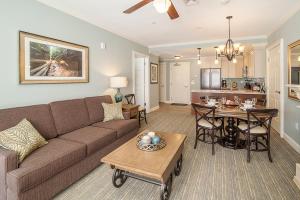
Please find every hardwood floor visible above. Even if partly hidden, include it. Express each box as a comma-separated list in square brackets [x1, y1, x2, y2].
[54, 103, 300, 200]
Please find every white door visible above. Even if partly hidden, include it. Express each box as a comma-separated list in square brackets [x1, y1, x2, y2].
[170, 62, 190, 104]
[135, 58, 145, 107]
[159, 62, 167, 102]
[268, 45, 281, 133]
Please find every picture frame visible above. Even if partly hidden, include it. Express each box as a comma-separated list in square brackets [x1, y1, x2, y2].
[150, 63, 158, 84]
[19, 31, 89, 84]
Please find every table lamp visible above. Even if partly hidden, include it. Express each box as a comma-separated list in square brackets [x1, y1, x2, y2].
[110, 76, 128, 103]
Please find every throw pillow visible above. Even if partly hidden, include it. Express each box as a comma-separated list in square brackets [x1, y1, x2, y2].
[102, 102, 124, 122]
[0, 119, 48, 163]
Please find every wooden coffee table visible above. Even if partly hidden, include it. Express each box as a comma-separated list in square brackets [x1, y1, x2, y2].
[101, 131, 186, 200]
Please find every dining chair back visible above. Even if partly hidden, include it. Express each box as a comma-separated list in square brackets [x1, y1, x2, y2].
[237, 108, 278, 162]
[125, 94, 135, 105]
[124, 94, 147, 126]
[192, 103, 223, 155]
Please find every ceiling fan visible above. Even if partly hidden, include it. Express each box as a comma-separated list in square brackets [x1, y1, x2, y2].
[123, 0, 179, 20]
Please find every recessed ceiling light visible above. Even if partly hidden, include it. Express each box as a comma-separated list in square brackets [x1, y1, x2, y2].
[152, 21, 157, 25]
[174, 55, 182, 60]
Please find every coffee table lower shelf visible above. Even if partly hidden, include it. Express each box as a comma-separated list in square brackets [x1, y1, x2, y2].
[111, 154, 183, 200]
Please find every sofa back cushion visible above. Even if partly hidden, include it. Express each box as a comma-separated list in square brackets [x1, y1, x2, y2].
[0, 104, 57, 140]
[84, 95, 113, 124]
[50, 99, 90, 135]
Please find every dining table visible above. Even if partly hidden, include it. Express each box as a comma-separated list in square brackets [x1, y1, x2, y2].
[213, 104, 267, 149]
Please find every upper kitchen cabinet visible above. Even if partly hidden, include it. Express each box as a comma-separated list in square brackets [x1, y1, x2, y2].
[199, 56, 221, 68]
[221, 56, 243, 78]
[244, 46, 266, 78]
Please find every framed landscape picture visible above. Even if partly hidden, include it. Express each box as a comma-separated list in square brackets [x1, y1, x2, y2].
[19, 31, 89, 84]
[150, 63, 158, 84]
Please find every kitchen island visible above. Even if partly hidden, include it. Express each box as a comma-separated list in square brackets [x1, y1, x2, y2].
[191, 89, 266, 104]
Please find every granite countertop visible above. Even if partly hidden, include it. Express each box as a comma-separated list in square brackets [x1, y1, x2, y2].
[191, 89, 266, 95]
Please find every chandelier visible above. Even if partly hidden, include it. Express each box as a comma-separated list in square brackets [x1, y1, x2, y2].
[218, 16, 244, 61]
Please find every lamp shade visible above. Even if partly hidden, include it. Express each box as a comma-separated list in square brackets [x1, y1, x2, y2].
[110, 76, 128, 88]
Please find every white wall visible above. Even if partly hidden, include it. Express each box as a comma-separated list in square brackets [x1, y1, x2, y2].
[0, 0, 148, 109]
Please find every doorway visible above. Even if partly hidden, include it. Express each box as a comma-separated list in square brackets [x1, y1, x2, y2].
[266, 39, 284, 137]
[132, 51, 150, 112]
[159, 62, 167, 102]
[170, 62, 191, 104]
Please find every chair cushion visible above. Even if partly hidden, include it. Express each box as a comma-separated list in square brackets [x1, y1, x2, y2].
[7, 138, 86, 193]
[50, 99, 90, 135]
[92, 119, 139, 138]
[0, 104, 57, 140]
[59, 126, 117, 155]
[238, 124, 267, 134]
[198, 119, 222, 129]
[0, 119, 48, 163]
[84, 96, 113, 124]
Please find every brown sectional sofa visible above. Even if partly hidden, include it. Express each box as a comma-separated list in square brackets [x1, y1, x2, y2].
[0, 95, 139, 200]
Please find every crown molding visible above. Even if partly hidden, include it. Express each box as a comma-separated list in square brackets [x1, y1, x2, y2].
[148, 35, 268, 49]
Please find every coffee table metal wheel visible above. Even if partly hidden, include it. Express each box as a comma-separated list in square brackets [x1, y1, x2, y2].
[174, 154, 183, 176]
[160, 174, 173, 200]
[112, 169, 127, 188]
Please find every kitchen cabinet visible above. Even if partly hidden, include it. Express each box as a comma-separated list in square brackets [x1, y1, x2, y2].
[199, 56, 221, 69]
[244, 47, 266, 78]
[221, 56, 243, 78]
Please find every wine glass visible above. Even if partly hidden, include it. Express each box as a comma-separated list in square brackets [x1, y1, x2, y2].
[252, 98, 257, 106]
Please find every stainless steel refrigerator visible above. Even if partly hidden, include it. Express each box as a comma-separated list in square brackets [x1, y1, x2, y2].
[201, 68, 221, 89]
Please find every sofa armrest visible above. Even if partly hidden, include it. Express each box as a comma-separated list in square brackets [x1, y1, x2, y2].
[0, 147, 18, 200]
[122, 111, 131, 120]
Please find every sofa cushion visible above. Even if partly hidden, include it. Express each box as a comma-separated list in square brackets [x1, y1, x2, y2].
[59, 126, 117, 155]
[0, 104, 57, 140]
[0, 119, 48, 163]
[102, 102, 124, 122]
[84, 96, 112, 124]
[92, 119, 139, 138]
[7, 138, 86, 193]
[50, 99, 90, 135]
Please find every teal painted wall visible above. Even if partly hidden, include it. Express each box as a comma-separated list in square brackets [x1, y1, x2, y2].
[268, 10, 300, 144]
[0, 0, 148, 109]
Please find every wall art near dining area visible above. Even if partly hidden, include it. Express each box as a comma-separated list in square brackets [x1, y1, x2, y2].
[150, 63, 158, 84]
[19, 31, 89, 84]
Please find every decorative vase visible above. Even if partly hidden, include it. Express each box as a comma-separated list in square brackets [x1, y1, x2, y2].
[115, 88, 123, 103]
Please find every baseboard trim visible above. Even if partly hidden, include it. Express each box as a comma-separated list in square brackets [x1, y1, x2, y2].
[283, 133, 300, 154]
[160, 101, 171, 104]
[294, 163, 300, 190]
[149, 106, 160, 113]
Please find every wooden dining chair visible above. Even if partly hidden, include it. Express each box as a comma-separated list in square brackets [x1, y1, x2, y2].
[235, 108, 278, 163]
[199, 96, 225, 133]
[192, 103, 224, 155]
[124, 94, 147, 126]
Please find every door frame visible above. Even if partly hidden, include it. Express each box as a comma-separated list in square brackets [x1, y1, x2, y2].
[266, 39, 285, 138]
[169, 62, 191, 104]
[132, 51, 150, 112]
[159, 62, 167, 102]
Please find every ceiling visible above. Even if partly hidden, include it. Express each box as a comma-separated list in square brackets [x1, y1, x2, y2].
[37, 0, 300, 48]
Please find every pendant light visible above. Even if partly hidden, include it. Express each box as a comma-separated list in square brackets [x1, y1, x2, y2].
[197, 48, 202, 65]
[218, 16, 244, 61]
[214, 47, 219, 65]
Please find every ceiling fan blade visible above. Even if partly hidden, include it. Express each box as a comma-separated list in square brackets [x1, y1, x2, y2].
[167, 1, 179, 20]
[123, 0, 153, 14]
